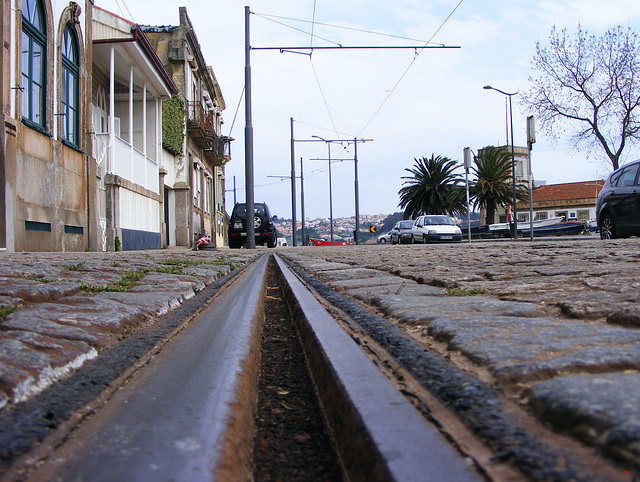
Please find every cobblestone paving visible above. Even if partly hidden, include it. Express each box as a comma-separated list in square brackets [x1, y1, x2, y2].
[0, 248, 259, 409]
[280, 238, 640, 469]
[1, 239, 639, 473]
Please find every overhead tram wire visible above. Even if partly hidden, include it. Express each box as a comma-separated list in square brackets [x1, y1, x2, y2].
[250, 5, 463, 141]
[253, 12, 441, 46]
[355, 0, 465, 138]
[310, 0, 318, 50]
[245, 7, 463, 242]
[309, 59, 340, 138]
[252, 12, 342, 49]
[227, 86, 245, 139]
[292, 119, 354, 139]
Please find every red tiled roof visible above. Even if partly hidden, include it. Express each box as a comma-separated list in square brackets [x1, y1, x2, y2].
[532, 180, 605, 202]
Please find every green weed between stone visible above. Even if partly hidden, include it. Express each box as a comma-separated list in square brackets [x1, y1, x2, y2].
[154, 265, 184, 275]
[66, 262, 85, 271]
[81, 269, 148, 293]
[0, 306, 22, 320]
[154, 256, 245, 274]
[445, 287, 489, 296]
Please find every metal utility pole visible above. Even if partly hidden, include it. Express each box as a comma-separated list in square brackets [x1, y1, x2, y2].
[243, 6, 459, 248]
[463, 147, 473, 242]
[484, 85, 518, 240]
[244, 6, 255, 248]
[353, 139, 360, 245]
[527, 116, 536, 242]
[310, 136, 371, 245]
[328, 145, 334, 245]
[300, 157, 305, 246]
[290, 118, 297, 246]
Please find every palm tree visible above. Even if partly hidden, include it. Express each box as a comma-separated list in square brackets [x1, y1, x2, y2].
[398, 155, 465, 219]
[470, 146, 528, 224]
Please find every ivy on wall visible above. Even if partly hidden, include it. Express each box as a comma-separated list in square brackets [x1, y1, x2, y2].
[162, 95, 186, 156]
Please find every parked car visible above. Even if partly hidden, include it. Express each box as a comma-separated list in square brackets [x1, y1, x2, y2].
[391, 220, 415, 244]
[597, 160, 640, 239]
[411, 215, 463, 243]
[228, 202, 278, 248]
[377, 231, 392, 243]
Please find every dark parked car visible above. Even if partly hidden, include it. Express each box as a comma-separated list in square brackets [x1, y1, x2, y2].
[597, 160, 640, 239]
[391, 220, 414, 244]
[228, 202, 278, 248]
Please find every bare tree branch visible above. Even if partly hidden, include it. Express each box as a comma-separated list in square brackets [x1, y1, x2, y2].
[521, 24, 640, 170]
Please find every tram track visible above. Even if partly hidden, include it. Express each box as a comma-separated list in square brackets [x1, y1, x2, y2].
[2, 251, 618, 481]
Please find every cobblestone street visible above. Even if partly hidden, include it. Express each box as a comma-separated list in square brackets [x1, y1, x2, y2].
[0, 238, 639, 477]
[279, 237, 640, 474]
[0, 248, 260, 409]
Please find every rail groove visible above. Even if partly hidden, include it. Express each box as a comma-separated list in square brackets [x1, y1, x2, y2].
[4, 253, 479, 481]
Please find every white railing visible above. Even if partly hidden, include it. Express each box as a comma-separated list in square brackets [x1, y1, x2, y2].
[110, 136, 159, 194]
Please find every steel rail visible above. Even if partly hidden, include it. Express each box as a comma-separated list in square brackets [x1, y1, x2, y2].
[20, 253, 478, 481]
[273, 255, 478, 481]
[26, 255, 269, 482]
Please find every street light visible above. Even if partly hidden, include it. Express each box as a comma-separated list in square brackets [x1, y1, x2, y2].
[484, 85, 518, 240]
[312, 135, 335, 245]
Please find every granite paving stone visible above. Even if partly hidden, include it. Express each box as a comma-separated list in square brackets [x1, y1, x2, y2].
[0, 331, 97, 405]
[327, 275, 406, 291]
[0, 279, 82, 302]
[183, 265, 231, 284]
[280, 240, 640, 468]
[527, 373, 640, 461]
[136, 272, 206, 292]
[2, 298, 146, 347]
[93, 288, 190, 318]
[0, 249, 260, 411]
[341, 283, 448, 303]
[0, 296, 23, 308]
[608, 306, 640, 328]
[425, 316, 640, 381]
[313, 267, 384, 282]
[372, 294, 547, 325]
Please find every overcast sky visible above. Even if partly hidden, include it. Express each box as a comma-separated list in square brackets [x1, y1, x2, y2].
[96, 0, 640, 220]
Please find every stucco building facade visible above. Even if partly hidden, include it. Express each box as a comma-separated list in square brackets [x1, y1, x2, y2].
[142, 8, 231, 249]
[1, 0, 93, 252]
[0, 1, 231, 252]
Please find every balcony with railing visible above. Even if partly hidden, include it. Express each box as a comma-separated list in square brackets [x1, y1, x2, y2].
[203, 136, 233, 166]
[187, 101, 232, 166]
[187, 101, 216, 149]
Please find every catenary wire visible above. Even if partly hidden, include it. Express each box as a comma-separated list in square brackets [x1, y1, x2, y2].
[257, 1, 464, 195]
[355, 0, 464, 137]
[254, 11, 435, 46]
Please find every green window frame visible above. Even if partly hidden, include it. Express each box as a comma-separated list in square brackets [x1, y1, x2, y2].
[21, 0, 46, 129]
[61, 24, 79, 146]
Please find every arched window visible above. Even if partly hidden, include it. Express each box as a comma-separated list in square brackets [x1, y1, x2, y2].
[61, 24, 79, 146]
[21, 0, 46, 128]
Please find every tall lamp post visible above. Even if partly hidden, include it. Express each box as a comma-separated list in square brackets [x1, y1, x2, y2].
[484, 85, 518, 240]
[312, 135, 335, 245]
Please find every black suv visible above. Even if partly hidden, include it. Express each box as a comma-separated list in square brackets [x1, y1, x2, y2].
[597, 160, 640, 239]
[228, 202, 278, 248]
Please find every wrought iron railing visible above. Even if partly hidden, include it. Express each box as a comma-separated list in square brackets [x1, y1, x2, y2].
[186, 101, 216, 137]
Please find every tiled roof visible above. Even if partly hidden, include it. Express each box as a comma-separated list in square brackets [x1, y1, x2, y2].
[532, 180, 605, 202]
